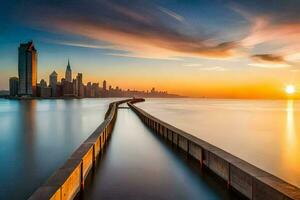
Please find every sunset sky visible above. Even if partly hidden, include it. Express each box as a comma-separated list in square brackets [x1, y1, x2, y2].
[1, 0, 300, 98]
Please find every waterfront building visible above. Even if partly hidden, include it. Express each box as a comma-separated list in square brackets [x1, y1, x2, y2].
[56, 83, 63, 97]
[9, 77, 19, 96]
[102, 80, 107, 97]
[65, 59, 72, 82]
[103, 80, 107, 91]
[86, 82, 92, 97]
[18, 41, 37, 96]
[79, 85, 84, 98]
[76, 73, 84, 97]
[39, 79, 47, 87]
[49, 71, 58, 97]
[72, 78, 78, 96]
[92, 83, 100, 97]
[62, 79, 74, 97]
[37, 85, 51, 98]
[151, 87, 155, 93]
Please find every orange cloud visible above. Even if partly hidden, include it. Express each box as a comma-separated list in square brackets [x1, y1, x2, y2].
[20, 1, 242, 60]
[251, 54, 285, 63]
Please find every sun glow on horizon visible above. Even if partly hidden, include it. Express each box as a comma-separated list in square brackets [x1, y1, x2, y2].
[285, 85, 296, 95]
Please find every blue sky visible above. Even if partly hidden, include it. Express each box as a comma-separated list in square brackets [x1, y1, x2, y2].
[1, 0, 300, 98]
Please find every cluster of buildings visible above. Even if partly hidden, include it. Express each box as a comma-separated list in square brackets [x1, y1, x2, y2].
[9, 41, 180, 99]
[34, 60, 101, 98]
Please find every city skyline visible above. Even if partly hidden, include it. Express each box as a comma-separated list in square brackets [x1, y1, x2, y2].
[1, 0, 300, 98]
[8, 40, 178, 98]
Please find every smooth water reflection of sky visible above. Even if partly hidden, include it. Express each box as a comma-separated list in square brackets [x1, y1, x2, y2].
[0, 98, 117, 199]
[79, 109, 241, 200]
[138, 98, 300, 187]
[0, 98, 299, 199]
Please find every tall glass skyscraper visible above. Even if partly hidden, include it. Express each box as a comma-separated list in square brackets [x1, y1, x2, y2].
[18, 41, 37, 96]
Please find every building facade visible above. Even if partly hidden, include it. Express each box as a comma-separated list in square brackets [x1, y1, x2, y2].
[76, 73, 84, 97]
[18, 41, 37, 96]
[9, 77, 19, 96]
[62, 79, 74, 96]
[49, 71, 58, 97]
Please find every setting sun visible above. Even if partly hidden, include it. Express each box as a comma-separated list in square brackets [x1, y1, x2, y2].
[285, 85, 296, 95]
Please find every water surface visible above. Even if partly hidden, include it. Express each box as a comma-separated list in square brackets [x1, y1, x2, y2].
[0, 98, 116, 199]
[79, 109, 241, 200]
[138, 98, 300, 187]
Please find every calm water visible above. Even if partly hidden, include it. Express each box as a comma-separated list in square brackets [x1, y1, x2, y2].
[0, 98, 118, 200]
[78, 109, 241, 200]
[1, 98, 299, 199]
[138, 98, 300, 188]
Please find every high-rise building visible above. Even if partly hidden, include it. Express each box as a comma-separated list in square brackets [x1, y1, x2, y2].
[18, 41, 37, 96]
[40, 79, 47, 87]
[102, 80, 107, 97]
[37, 79, 51, 98]
[49, 71, 58, 97]
[76, 73, 84, 97]
[65, 59, 72, 82]
[103, 80, 107, 91]
[92, 83, 100, 97]
[37, 85, 51, 98]
[62, 79, 73, 96]
[9, 77, 19, 96]
[72, 78, 78, 96]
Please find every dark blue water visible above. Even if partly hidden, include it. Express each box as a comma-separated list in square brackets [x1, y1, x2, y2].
[0, 99, 117, 200]
[78, 109, 241, 199]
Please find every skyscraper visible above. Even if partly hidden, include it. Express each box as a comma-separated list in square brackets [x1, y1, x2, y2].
[65, 59, 72, 82]
[76, 73, 84, 97]
[9, 77, 19, 96]
[18, 41, 37, 96]
[39, 79, 47, 87]
[102, 80, 107, 97]
[103, 80, 107, 91]
[49, 71, 57, 97]
[72, 78, 78, 96]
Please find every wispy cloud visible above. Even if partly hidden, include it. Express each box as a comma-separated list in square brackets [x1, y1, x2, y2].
[248, 63, 290, 68]
[183, 63, 202, 67]
[198, 66, 226, 71]
[52, 40, 119, 50]
[106, 52, 182, 61]
[231, 3, 300, 65]
[16, 0, 241, 60]
[249, 53, 291, 68]
[251, 54, 285, 63]
[158, 6, 184, 22]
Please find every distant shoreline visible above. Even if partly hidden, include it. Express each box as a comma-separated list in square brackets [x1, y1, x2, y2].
[1, 96, 298, 100]
[1, 96, 186, 100]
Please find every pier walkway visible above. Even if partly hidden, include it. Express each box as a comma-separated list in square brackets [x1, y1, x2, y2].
[76, 107, 238, 199]
[29, 99, 300, 200]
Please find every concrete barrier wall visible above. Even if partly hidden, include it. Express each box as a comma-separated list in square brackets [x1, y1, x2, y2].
[29, 98, 144, 200]
[128, 102, 300, 200]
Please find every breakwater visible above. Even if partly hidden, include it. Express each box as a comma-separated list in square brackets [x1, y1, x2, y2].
[29, 98, 143, 200]
[128, 101, 300, 200]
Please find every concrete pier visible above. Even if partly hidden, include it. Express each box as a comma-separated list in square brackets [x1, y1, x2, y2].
[128, 101, 300, 200]
[28, 98, 300, 200]
[78, 105, 240, 199]
[28, 99, 143, 200]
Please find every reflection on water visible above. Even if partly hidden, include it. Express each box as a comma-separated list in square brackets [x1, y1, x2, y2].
[138, 98, 300, 187]
[286, 100, 295, 147]
[0, 99, 115, 200]
[1, 98, 299, 199]
[79, 110, 241, 200]
[282, 100, 300, 185]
